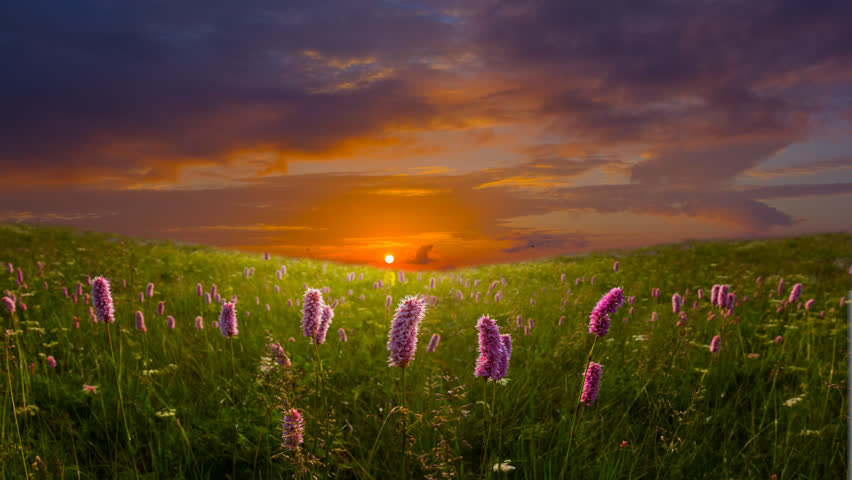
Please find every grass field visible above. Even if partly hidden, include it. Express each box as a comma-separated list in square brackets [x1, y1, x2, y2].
[0, 224, 849, 479]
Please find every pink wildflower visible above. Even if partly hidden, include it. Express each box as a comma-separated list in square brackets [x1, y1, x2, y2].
[672, 293, 682, 313]
[338, 328, 348, 343]
[83, 384, 98, 394]
[219, 302, 238, 338]
[580, 362, 602, 406]
[387, 295, 427, 368]
[46, 356, 57, 368]
[474, 315, 507, 380]
[301, 288, 324, 338]
[167, 315, 176, 329]
[282, 409, 305, 450]
[195, 316, 204, 330]
[710, 335, 721, 354]
[315, 305, 334, 344]
[1, 296, 14, 314]
[146, 283, 154, 298]
[589, 287, 624, 337]
[788, 284, 802, 304]
[427, 333, 440, 352]
[92, 276, 115, 324]
[135, 311, 147, 332]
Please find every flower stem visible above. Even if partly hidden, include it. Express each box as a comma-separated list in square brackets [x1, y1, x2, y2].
[401, 366, 407, 479]
[560, 335, 597, 479]
[313, 341, 330, 477]
[230, 337, 237, 480]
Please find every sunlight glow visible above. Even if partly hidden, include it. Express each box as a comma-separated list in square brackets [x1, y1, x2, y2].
[385, 254, 394, 264]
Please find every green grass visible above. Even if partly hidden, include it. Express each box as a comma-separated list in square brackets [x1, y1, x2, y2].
[0, 223, 849, 479]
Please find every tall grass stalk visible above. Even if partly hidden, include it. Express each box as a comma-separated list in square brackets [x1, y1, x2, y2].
[4, 333, 28, 478]
[313, 341, 331, 477]
[106, 322, 137, 478]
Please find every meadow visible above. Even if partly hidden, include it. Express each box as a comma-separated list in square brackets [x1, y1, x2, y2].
[0, 223, 849, 479]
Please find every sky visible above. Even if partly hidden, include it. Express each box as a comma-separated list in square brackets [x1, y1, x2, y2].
[2, 0, 852, 269]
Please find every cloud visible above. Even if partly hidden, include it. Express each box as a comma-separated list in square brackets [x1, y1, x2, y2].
[743, 157, 852, 179]
[1, 0, 851, 265]
[408, 244, 435, 264]
[500, 230, 590, 254]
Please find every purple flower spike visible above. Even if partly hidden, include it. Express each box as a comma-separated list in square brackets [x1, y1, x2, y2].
[282, 409, 305, 450]
[580, 362, 602, 406]
[588, 287, 624, 337]
[46, 356, 57, 368]
[672, 293, 682, 313]
[474, 315, 507, 380]
[788, 284, 803, 304]
[219, 301, 238, 338]
[135, 311, 147, 332]
[495, 333, 512, 380]
[804, 299, 815, 310]
[1, 296, 14, 314]
[718, 285, 729, 306]
[157, 301, 165, 316]
[777, 278, 784, 296]
[338, 328, 348, 343]
[195, 316, 204, 330]
[167, 315, 176, 329]
[387, 295, 426, 368]
[92, 277, 115, 324]
[316, 305, 334, 344]
[426, 333, 440, 352]
[710, 335, 721, 354]
[146, 283, 154, 298]
[613, 261, 619, 272]
[301, 288, 324, 338]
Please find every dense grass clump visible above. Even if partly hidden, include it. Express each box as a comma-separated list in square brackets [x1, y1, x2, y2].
[0, 223, 849, 479]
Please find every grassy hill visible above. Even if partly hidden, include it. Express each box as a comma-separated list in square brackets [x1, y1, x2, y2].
[0, 224, 849, 479]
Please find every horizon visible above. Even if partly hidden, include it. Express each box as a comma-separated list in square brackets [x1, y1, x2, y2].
[2, 1, 852, 269]
[3, 222, 847, 272]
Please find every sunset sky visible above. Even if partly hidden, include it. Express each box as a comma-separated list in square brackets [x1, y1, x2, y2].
[2, 1, 851, 269]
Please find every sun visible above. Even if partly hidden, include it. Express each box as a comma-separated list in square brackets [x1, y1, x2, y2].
[385, 254, 394, 264]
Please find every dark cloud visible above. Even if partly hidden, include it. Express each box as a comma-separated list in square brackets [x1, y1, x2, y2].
[1, 0, 851, 264]
[408, 244, 435, 264]
[501, 231, 590, 254]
